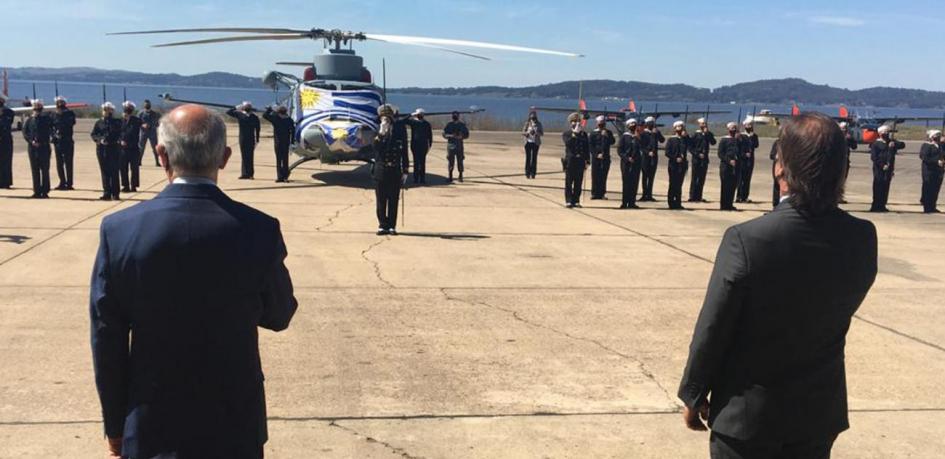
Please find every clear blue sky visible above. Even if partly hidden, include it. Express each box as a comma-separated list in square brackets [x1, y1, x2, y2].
[3, 0, 941, 91]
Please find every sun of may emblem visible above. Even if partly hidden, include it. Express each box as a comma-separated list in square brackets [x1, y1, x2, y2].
[300, 89, 320, 109]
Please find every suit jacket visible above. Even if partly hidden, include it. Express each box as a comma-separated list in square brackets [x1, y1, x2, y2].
[90, 183, 297, 458]
[678, 200, 877, 442]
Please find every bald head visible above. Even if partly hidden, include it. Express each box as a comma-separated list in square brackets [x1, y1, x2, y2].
[158, 104, 229, 178]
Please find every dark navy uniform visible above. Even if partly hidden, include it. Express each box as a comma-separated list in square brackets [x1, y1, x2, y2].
[639, 127, 665, 201]
[0, 105, 15, 188]
[406, 117, 433, 184]
[664, 133, 690, 209]
[52, 108, 76, 189]
[443, 120, 469, 182]
[373, 121, 410, 231]
[770, 139, 780, 208]
[617, 131, 642, 208]
[22, 113, 54, 197]
[138, 108, 161, 166]
[869, 137, 905, 212]
[919, 141, 944, 213]
[689, 129, 715, 201]
[91, 117, 123, 200]
[589, 127, 615, 199]
[263, 109, 296, 182]
[562, 129, 590, 207]
[226, 109, 261, 179]
[717, 134, 741, 210]
[844, 132, 858, 181]
[736, 131, 759, 202]
[120, 115, 143, 192]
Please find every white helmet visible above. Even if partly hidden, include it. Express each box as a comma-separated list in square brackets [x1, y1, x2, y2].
[54, 95, 67, 103]
[877, 125, 891, 135]
[838, 121, 849, 130]
[31, 99, 44, 108]
[928, 129, 942, 140]
[122, 100, 136, 110]
[595, 115, 606, 124]
[101, 102, 115, 111]
[644, 116, 656, 124]
[696, 117, 706, 125]
[726, 122, 738, 130]
[742, 118, 753, 127]
[673, 120, 685, 129]
[413, 108, 426, 116]
[240, 101, 253, 110]
[625, 118, 638, 127]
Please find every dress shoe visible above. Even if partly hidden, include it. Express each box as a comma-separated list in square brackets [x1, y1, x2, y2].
[376, 228, 388, 236]
[388, 228, 398, 236]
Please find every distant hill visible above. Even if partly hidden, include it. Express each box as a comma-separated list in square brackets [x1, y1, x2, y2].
[7, 67, 945, 109]
[7, 67, 262, 89]
[395, 78, 945, 109]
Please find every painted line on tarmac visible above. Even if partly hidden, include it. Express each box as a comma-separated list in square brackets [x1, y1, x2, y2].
[853, 314, 945, 354]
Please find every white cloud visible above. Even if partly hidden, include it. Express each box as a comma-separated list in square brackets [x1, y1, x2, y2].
[809, 16, 865, 27]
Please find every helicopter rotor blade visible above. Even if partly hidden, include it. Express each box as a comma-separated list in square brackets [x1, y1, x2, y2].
[370, 37, 491, 60]
[364, 33, 582, 58]
[152, 33, 310, 48]
[276, 62, 313, 66]
[109, 27, 310, 36]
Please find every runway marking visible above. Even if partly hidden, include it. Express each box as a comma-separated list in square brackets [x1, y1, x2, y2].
[0, 178, 168, 269]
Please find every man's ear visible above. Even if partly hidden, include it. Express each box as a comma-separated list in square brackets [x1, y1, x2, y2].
[220, 146, 232, 170]
[156, 145, 170, 171]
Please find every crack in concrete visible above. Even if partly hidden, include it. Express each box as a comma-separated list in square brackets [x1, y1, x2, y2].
[316, 190, 372, 232]
[328, 420, 423, 459]
[361, 238, 394, 288]
[440, 288, 680, 410]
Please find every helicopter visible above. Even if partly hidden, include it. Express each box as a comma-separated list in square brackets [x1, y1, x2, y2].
[110, 27, 581, 176]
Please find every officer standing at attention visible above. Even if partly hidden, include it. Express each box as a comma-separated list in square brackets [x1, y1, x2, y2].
[138, 100, 161, 167]
[22, 100, 54, 199]
[51, 96, 76, 190]
[717, 122, 741, 211]
[226, 102, 261, 180]
[119, 101, 143, 193]
[736, 120, 759, 203]
[443, 111, 469, 182]
[562, 112, 590, 208]
[373, 104, 409, 235]
[919, 130, 944, 213]
[689, 118, 715, 202]
[665, 120, 690, 210]
[91, 102, 123, 201]
[0, 94, 13, 189]
[639, 116, 664, 202]
[869, 125, 905, 212]
[521, 111, 543, 179]
[617, 118, 642, 209]
[406, 108, 433, 184]
[840, 122, 857, 187]
[263, 105, 296, 182]
[589, 115, 615, 199]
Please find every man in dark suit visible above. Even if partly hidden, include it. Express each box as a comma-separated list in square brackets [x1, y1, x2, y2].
[90, 104, 298, 459]
[679, 113, 878, 459]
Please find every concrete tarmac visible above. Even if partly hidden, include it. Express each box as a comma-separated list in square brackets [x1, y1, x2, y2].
[0, 121, 943, 458]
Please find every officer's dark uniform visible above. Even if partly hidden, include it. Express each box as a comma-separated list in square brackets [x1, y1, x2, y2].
[769, 139, 780, 207]
[845, 133, 858, 180]
[664, 133, 690, 209]
[869, 136, 905, 212]
[639, 127, 665, 201]
[263, 108, 296, 182]
[617, 131, 642, 208]
[51, 108, 76, 189]
[119, 114, 142, 192]
[138, 108, 161, 166]
[22, 112, 54, 198]
[226, 108, 261, 179]
[717, 134, 741, 210]
[0, 104, 15, 189]
[736, 130, 759, 202]
[589, 126, 615, 199]
[443, 120, 469, 182]
[91, 116, 123, 200]
[919, 140, 944, 213]
[562, 129, 590, 207]
[373, 121, 409, 232]
[689, 129, 715, 202]
[406, 117, 433, 184]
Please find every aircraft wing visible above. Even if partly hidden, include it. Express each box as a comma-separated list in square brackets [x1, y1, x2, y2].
[398, 108, 486, 119]
[873, 115, 945, 124]
[626, 109, 729, 119]
[11, 103, 89, 115]
[530, 106, 628, 119]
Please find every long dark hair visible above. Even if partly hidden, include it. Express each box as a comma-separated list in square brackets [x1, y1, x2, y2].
[777, 113, 848, 214]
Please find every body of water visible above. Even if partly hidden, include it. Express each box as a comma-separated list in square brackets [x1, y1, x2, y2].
[9, 80, 945, 129]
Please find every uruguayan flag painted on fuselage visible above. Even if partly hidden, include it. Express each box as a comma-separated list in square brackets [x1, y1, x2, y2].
[295, 85, 382, 148]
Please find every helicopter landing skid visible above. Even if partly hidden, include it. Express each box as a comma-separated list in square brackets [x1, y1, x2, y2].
[288, 157, 318, 174]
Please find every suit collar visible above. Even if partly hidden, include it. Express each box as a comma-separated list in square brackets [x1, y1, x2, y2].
[156, 183, 229, 201]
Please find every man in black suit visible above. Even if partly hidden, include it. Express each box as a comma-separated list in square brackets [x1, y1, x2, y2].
[679, 113, 878, 459]
[90, 104, 298, 459]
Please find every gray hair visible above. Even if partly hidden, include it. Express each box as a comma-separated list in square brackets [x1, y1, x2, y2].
[158, 108, 227, 175]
